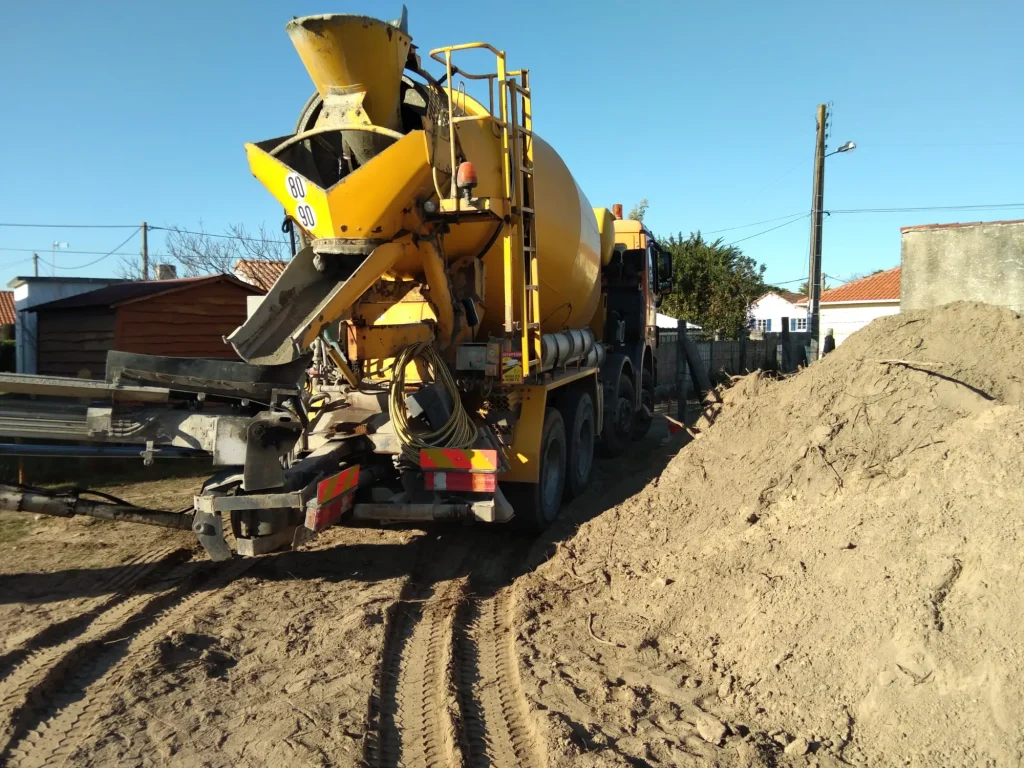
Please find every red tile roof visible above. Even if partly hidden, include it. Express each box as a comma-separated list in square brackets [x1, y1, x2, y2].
[0, 291, 14, 326]
[233, 259, 288, 292]
[760, 289, 806, 304]
[817, 267, 901, 303]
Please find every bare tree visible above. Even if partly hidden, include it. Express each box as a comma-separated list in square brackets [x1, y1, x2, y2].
[116, 221, 291, 279]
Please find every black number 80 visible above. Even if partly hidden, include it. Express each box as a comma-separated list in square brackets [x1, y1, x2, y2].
[286, 175, 306, 200]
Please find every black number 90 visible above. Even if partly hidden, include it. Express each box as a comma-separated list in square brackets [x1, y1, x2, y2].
[296, 204, 316, 229]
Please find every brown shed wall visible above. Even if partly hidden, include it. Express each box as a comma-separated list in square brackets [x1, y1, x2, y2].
[36, 308, 116, 378]
[113, 280, 250, 358]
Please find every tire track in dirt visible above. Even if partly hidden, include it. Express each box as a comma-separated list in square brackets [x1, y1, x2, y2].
[1, 556, 255, 768]
[455, 589, 546, 768]
[0, 546, 191, 683]
[364, 533, 474, 768]
[370, 580, 466, 768]
[364, 528, 546, 768]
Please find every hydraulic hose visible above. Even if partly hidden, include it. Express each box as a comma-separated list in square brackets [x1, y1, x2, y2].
[389, 342, 476, 465]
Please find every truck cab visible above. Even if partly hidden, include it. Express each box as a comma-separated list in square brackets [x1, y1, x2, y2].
[590, 208, 672, 448]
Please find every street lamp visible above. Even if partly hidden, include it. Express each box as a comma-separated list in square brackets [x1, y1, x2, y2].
[51, 241, 69, 276]
[807, 102, 855, 361]
[826, 140, 856, 157]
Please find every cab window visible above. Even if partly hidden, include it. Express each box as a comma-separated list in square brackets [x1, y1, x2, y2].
[647, 245, 657, 296]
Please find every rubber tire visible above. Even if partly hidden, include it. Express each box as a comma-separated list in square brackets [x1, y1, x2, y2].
[507, 408, 567, 533]
[560, 390, 596, 501]
[598, 374, 635, 458]
[632, 370, 655, 440]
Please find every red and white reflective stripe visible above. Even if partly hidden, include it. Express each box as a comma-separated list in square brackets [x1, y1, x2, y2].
[305, 490, 354, 532]
[317, 465, 360, 504]
[424, 471, 496, 493]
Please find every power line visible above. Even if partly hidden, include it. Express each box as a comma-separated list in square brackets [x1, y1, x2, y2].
[747, 157, 810, 198]
[701, 202, 1024, 242]
[148, 226, 291, 246]
[725, 214, 810, 246]
[55, 228, 141, 271]
[0, 223, 290, 246]
[830, 203, 1024, 214]
[702, 211, 807, 235]
[824, 273, 852, 284]
[0, 246, 153, 257]
[864, 141, 1024, 148]
[0, 222, 138, 229]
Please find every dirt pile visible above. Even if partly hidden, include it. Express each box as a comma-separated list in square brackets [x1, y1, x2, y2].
[516, 302, 1024, 766]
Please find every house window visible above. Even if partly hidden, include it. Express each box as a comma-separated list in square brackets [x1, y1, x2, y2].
[754, 319, 772, 332]
[790, 317, 808, 331]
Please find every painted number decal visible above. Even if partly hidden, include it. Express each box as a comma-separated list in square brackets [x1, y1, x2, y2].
[295, 203, 316, 230]
[285, 173, 306, 200]
[285, 173, 315, 230]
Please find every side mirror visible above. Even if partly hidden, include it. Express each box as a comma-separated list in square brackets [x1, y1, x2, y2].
[658, 251, 673, 281]
[660, 280, 672, 296]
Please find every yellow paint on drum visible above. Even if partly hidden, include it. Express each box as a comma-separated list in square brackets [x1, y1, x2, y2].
[470, 135, 601, 335]
[533, 136, 602, 333]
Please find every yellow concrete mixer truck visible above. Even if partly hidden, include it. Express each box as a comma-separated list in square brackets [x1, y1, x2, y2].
[0, 10, 673, 559]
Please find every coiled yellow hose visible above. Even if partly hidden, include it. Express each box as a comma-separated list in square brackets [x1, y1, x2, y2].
[389, 341, 477, 464]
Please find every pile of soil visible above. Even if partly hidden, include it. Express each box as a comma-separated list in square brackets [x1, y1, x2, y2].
[516, 302, 1024, 766]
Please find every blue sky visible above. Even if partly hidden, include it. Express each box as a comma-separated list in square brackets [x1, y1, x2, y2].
[1, 0, 1021, 291]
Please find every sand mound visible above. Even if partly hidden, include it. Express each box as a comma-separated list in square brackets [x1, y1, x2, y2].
[516, 302, 1024, 766]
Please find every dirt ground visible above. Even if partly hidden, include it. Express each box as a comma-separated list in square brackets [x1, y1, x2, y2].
[0, 416, 680, 768]
[516, 302, 1024, 767]
[2, 302, 1019, 768]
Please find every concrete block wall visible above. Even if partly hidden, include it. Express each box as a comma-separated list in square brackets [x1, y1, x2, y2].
[901, 220, 1024, 312]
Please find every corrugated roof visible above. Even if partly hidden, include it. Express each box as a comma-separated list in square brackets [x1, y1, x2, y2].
[900, 218, 1024, 233]
[0, 291, 15, 325]
[32, 274, 259, 311]
[233, 259, 288, 292]
[817, 267, 901, 303]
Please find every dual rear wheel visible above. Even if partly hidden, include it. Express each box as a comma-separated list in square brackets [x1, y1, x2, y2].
[508, 367, 646, 532]
[507, 389, 597, 532]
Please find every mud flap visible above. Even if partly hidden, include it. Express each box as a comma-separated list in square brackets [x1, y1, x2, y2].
[472, 487, 514, 523]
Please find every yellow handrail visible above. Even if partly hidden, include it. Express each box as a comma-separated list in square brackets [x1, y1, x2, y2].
[430, 42, 532, 345]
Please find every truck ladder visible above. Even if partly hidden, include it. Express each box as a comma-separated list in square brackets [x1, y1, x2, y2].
[508, 71, 542, 375]
[429, 43, 543, 377]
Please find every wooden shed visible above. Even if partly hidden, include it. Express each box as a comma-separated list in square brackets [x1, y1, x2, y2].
[31, 275, 261, 378]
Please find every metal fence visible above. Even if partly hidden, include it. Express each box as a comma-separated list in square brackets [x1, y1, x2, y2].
[654, 323, 810, 417]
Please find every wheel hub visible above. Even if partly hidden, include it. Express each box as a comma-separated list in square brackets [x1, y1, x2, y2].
[615, 398, 632, 433]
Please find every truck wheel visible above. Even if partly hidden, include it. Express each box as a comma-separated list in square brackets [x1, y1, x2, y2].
[598, 374, 634, 458]
[560, 390, 595, 501]
[632, 370, 655, 440]
[507, 408, 567, 532]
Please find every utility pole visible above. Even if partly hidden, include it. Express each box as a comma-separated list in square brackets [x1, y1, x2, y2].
[32, 253, 38, 277]
[807, 103, 828, 361]
[141, 222, 149, 280]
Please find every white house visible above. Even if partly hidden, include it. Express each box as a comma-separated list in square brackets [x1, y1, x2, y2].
[798, 267, 901, 348]
[749, 290, 807, 333]
[655, 313, 701, 331]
